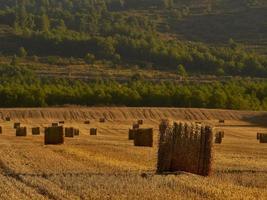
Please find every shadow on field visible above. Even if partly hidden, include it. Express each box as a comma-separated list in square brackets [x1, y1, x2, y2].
[242, 113, 267, 128]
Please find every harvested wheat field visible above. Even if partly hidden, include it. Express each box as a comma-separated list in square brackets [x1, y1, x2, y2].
[0, 107, 266, 200]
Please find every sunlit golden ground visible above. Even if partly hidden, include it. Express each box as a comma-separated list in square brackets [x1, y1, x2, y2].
[0, 108, 266, 200]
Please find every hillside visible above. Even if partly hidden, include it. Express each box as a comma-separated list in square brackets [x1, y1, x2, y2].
[0, 0, 266, 77]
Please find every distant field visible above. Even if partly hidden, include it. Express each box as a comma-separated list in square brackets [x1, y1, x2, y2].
[0, 107, 266, 199]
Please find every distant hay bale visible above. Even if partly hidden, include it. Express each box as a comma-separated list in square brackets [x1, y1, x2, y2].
[14, 122, 20, 129]
[128, 129, 137, 140]
[215, 131, 224, 144]
[99, 118, 106, 123]
[260, 133, 267, 143]
[5, 117, 10, 121]
[32, 127, 40, 135]
[134, 128, 153, 147]
[65, 127, 75, 138]
[138, 120, 143, 125]
[90, 128, 97, 135]
[219, 120, 225, 124]
[74, 128, 80, 136]
[157, 122, 213, 176]
[84, 121, 90, 124]
[59, 121, 65, 124]
[44, 126, 64, 145]
[16, 127, 27, 137]
[257, 133, 262, 140]
[132, 123, 139, 130]
[52, 123, 58, 127]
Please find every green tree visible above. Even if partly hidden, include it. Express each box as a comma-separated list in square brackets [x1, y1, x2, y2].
[177, 64, 187, 77]
[18, 47, 27, 58]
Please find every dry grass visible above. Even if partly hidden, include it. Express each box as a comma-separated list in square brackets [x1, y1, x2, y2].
[0, 108, 266, 199]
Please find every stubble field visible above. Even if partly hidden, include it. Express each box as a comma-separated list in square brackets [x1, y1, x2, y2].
[0, 107, 266, 200]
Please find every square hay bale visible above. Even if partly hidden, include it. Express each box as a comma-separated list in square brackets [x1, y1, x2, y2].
[0, 126, 2, 134]
[128, 129, 137, 140]
[90, 128, 97, 135]
[257, 133, 262, 140]
[45, 126, 64, 145]
[5, 117, 10, 121]
[133, 123, 139, 130]
[84, 121, 90, 124]
[138, 120, 143, 125]
[16, 127, 27, 137]
[52, 123, 58, 127]
[74, 129, 80, 136]
[219, 120, 225, 124]
[32, 127, 40, 135]
[65, 127, 75, 138]
[157, 122, 213, 176]
[260, 134, 267, 143]
[134, 128, 153, 147]
[215, 132, 223, 144]
[59, 121, 65, 124]
[14, 123, 20, 129]
[99, 118, 106, 123]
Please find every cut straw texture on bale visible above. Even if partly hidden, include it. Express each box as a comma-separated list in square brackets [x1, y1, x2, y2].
[128, 129, 136, 140]
[16, 127, 27, 137]
[157, 122, 213, 176]
[45, 126, 64, 145]
[59, 121, 65, 124]
[134, 128, 153, 147]
[84, 121, 90, 124]
[14, 123, 20, 129]
[32, 127, 40, 135]
[259, 133, 267, 143]
[5, 117, 10, 121]
[219, 120, 225, 123]
[0, 126, 2, 134]
[90, 128, 97, 135]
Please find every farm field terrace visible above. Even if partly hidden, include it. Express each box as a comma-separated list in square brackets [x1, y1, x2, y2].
[0, 107, 266, 200]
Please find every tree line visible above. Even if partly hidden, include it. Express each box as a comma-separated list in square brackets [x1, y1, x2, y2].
[0, 64, 267, 110]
